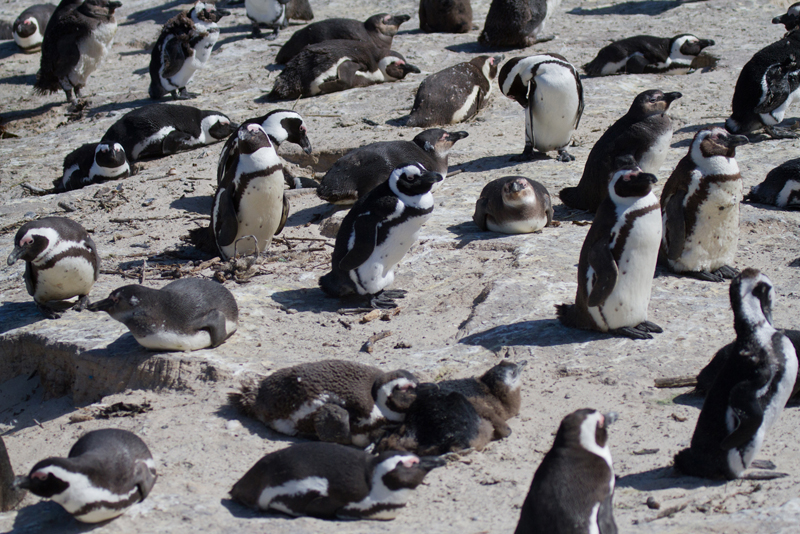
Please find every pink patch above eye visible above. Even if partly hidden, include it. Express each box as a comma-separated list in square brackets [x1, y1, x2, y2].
[247, 124, 260, 132]
[32, 471, 48, 480]
[401, 457, 419, 468]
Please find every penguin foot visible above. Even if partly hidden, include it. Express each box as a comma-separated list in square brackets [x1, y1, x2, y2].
[713, 265, 739, 279]
[740, 470, 789, 480]
[636, 321, 663, 334]
[556, 149, 575, 162]
[509, 150, 547, 162]
[263, 28, 280, 41]
[527, 34, 556, 45]
[765, 125, 800, 139]
[750, 459, 777, 470]
[610, 326, 653, 340]
[684, 270, 725, 282]
[36, 302, 64, 320]
[73, 295, 90, 312]
[174, 88, 198, 100]
[370, 289, 407, 309]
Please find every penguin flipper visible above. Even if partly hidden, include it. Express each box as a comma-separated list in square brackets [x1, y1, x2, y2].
[306, 496, 347, 519]
[161, 36, 188, 80]
[133, 459, 157, 500]
[275, 193, 289, 236]
[598, 494, 617, 534]
[161, 131, 197, 155]
[197, 309, 228, 347]
[338, 213, 380, 272]
[663, 193, 686, 261]
[586, 237, 618, 308]
[214, 187, 239, 251]
[23, 262, 35, 297]
[317, 61, 363, 94]
[720, 381, 766, 451]
[472, 198, 489, 230]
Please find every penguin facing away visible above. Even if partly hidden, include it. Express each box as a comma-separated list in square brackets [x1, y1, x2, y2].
[515, 409, 618, 534]
[12, 4, 56, 53]
[479, 0, 562, 48]
[583, 34, 715, 77]
[55, 142, 131, 192]
[419, 0, 472, 34]
[674, 269, 798, 480]
[1, 437, 25, 512]
[773, 3, 800, 33]
[744, 157, 800, 209]
[473, 176, 553, 234]
[13, 429, 157, 523]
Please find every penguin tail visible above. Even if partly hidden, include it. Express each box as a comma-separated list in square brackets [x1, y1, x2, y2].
[555, 303, 579, 328]
[404, 114, 426, 128]
[559, 186, 594, 212]
[582, 61, 600, 77]
[228, 379, 259, 417]
[33, 71, 58, 94]
[148, 80, 167, 100]
[268, 78, 299, 101]
[673, 448, 705, 477]
[319, 270, 355, 298]
[186, 225, 219, 258]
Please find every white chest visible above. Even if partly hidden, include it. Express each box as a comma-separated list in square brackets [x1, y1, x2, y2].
[245, 0, 285, 25]
[527, 64, 580, 152]
[34, 256, 96, 303]
[638, 129, 673, 174]
[71, 21, 117, 86]
[225, 169, 285, 258]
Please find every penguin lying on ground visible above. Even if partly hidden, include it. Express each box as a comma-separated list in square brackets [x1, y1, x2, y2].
[674, 269, 797, 480]
[479, 0, 561, 48]
[559, 89, 681, 213]
[419, 0, 472, 33]
[584, 34, 715, 77]
[14, 429, 157, 523]
[744, 157, 800, 209]
[773, 3, 800, 33]
[1, 437, 25, 512]
[317, 129, 468, 205]
[7, 217, 100, 318]
[275, 13, 410, 64]
[515, 409, 618, 534]
[55, 142, 131, 192]
[12, 4, 55, 53]
[473, 176, 553, 234]
[230, 442, 444, 520]
[230, 360, 418, 446]
[406, 55, 501, 127]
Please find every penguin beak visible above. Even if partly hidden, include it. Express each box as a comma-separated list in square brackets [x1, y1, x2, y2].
[107, 1, 122, 11]
[420, 171, 444, 186]
[603, 412, 619, 428]
[773, 15, 786, 25]
[12, 475, 31, 490]
[493, 55, 505, 64]
[698, 39, 715, 50]
[447, 131, 469, 142]
[7, 246, 25, 266]
[215, 9, 231, 18]
[727, 135, 749, 148]
[392, 14, 411, 25]
[401, 62, 421, 75]
[87, 297, 114, 313]
[509, 181, 525, 193]
[663, 92, 682, 105]
[641, 172, 658, 184]
[417, 456, 446, 472]
[300, 136, 313, 155]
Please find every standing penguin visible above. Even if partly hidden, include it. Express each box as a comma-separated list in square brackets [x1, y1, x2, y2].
[14, 429, 157, 523]
[212, 123, 287, 261]
[1, 437, 25, 512]
[148, 2, 230, 100]
[35, 0, 121, 106]
[479, 0, 561, 48]
[499, 54, 583, 162]
[12, 4, 56, 53]
[674, 269, 798, 480]
[473, 176, 553, 234]
[556, 163, 663, 340]
[744, 157, 800, 209]
[245, 0, 290, 39]
[319, 163, 442, 309]
[419, 0, 472, 33]
[773, 3, 800, 33]
[406, 55, 501, 127]
[559, 89, 681, 213]
[660, 127, 748, 282]
[515, 409, 618, 534]
[7, 217, 100, 318]
[583, 34, 715, 77]
[55, 142, 130, 192]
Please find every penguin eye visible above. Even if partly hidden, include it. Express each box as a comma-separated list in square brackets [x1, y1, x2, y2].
[405, 174, 417, 182]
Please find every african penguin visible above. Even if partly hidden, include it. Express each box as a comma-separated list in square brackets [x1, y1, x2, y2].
[317, 129, 468, 205]
[230, 442, 444, 520]
[773, 3, 800, 33]
[35, 0, 121, 106]
[473, 176, 553, 234]
[12, 4, 56, 53]
[660, 127, 748, 282]
[674, 269, 797, 480]
[88, 278, 238, 351]
[319, 163, 442, 309]
[7, 217, 100, 318]
[583, 34, 715, 77]
[479, 0, 561, 48]
[557, 163, 663, 340]
[515, 409, 618, 534]
[1, 437, 25, 512]
[229, 360, 419, 447]
[55, 142, 130, 192]
[211, 123, 287, 261]
[275, 13, 411, 64]
[744, 157, 800, 210]
[245, 0, 290, 40]
[284, 0, 313, 23]
[406, 55, 502, 127]
[559, 89, 681, 213]
[499, 54, 584, 162]
[419, 0, 472, 33]
[148, 2, 230, 100]
[726, 29, 800, 139]
[270, 40, 420, 100]
[14, 429, 156, 523]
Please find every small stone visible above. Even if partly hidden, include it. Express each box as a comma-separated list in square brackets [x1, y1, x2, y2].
[646, 496, 660, 510]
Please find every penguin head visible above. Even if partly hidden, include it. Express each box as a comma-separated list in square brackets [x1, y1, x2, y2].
[261, 110, 312, 154]
[367, 13, 411, 37]
[609, 165, 657, 200]
[380, 54, 420, 81]
[191, 2, 230, 24]
[201, 113, 237, 142]
[87, 285, 150, 321]
[773, 3, 800, 32]
[14, 459, 71, 498]
[730, 268, 775, 331]
[670, 34, 714, 59]
[501, 177, 537, 207]
[691, 127, 748, 162]
[373, 370, 419, 421]
[414, 129, 469, 157]
[13, 17, 38, 39]
[371, 452, 444, 492]
[480, 360, 527, 397]
[498, 56, 529, 106]
[470, 55, 503, 82]
[92, 143, 129, 179]
[555, 409, 618, 460]
[236, 124, 273, 155]
[80, 0, 122, 18]
[630, 90, 682, 118]
[8, 221, 60, 266]
[388, 163, 443, 201]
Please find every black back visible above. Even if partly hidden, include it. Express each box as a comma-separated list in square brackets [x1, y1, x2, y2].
[403, 385, 483, 455]
[745, 158, 800, 208]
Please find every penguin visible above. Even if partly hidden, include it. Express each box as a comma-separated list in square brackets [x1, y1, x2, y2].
[13, 429, 157, 523]
[406, 55, 502, 128]
[211, 123, 287, 261]
[275, 13, 411, 64]
[674, 269, 798, 480]
[773, 3, 800, 33]
[55, 142, 130, 192]
[317, 129, 468, 205]
[35, 0, 122, 106]
[284, 0, 313, 23]
[230, 442, 444, 520]
[319, 163, 443, 309]
[148, 2, 230, 100]
[498, 54, 584, 162]
[583, 34, 715, 77]
[1, 437, 25, 512]
[12, 4, 56, 53]
[743, 157, 800, 209]
[270, 40, 420, 100]
[479, 0, 561, 48]
[726, 29, 800, 139]
[556, 163, 663, 340]
[559, 89, 681, 213]
[245, 0, 290, 40]
[472, 176, 553, 234]
[100, 103, 236, 162]
[229, 360, 419, 446]
[88, 278, 238, 351]
[7, 217, 100, 318]
[515, 409, 618, 534]
[659, 127, 748, 282]
[419, 0, 472, 34]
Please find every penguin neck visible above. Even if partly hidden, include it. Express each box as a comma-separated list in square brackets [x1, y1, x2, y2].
[733, 295, 774, 341]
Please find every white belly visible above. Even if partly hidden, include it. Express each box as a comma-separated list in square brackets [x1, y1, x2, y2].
[163, 31, 218, 89]
[14, 29, 43, 51]
[70, 21, 117, 87]
[527, 65, 580, 152]
[132, 126, 175, 160]
[33, 257, 96, 303]
[221, 172, 285, 259]
[486, 215, 547, 234]
[309, 57, 349, 96]
[600, 52, 644, 75]
[777, 179, 800, 207]
[451, 86, 481, 123]
[638, 129, 673, 174]
[245, 0, 284, 24]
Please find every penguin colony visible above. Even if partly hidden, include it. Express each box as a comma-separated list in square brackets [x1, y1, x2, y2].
[1, 0, 800, 531]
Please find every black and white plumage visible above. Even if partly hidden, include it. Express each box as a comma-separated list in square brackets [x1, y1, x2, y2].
[473, 176, 553, 234]
[744, 157, 800, 210]
[479, 0, 561, 48]
[559, 89, 681, 213]
[557, 163, 663, 340]
[230, 442, 444, 520]
[88, 278, 238, 351]
[583, 34, 714, 77]
[660, 127, 748, 282]
[148, 2, 229, 100]
[14, 429, 156, 523]
[1, 437, 25, 512]
[7, 217, 100, 317]
[12, 4, 55, 53]
[245, 0, 291, 40]
[499, 54, 583, 162]
[674, 269, 798, 480]
[515, 409, 618, 534]
[419, 0, 472, 34]
[55, 142, 130, 192]
[773, 3, 800, 33]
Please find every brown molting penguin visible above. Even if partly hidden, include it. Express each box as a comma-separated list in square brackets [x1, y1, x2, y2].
[473, 176, 553, 234]
[479, 0, 561, 48]
[419, 0, 472, 34]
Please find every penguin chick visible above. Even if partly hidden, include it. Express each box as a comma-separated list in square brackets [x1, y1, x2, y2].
[659, 127, 748, 282]
[419, 0, 472, 34]
[559, 89, 681, 213]
[229, 360, 418, 446]
[1, 437, 25, 512]
[473, 176, 553, 234]
[674, 269, 797, 480]
[230, 442, 444, 520]
[515, 409, 618, 534]
[88, 278, 238, 351]
[7, 217, 100, 318]
[583, 34, 715, 77]
[557, 164, 663, 340]
[245, 0, 290, 40]
[744, 157, 800, 209]
[773, 3, 800, 33]
[12, 4, 56, 53]
[55, 142, 131, 192]
[14, 429, 157, 523]
[479, 0, 561, 48]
